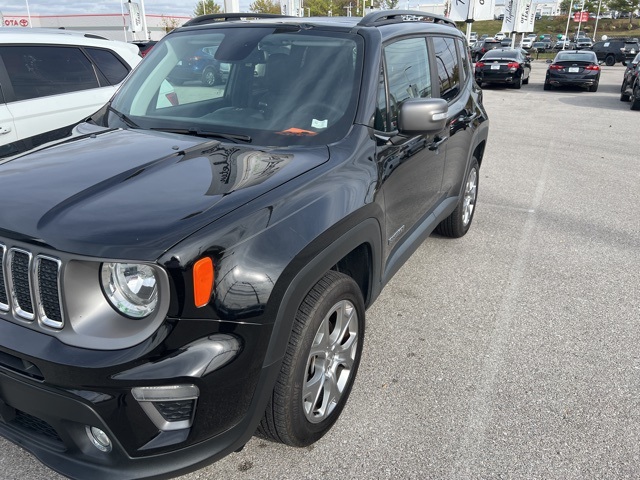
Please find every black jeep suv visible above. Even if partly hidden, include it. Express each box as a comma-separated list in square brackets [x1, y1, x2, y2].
[591, 38, 639, 65]
[0, 11, 488, 479]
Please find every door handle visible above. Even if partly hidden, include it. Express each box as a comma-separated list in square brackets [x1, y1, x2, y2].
[0, 126, 12, 135]
[429, 136, 448, 151]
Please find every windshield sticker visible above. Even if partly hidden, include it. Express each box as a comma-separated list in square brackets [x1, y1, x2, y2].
[276, 128, 318, 136]
[311, 119, 328, 129]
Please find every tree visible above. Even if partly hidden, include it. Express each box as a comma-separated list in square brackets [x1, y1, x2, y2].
[160, 15, 181, 33]
[608, 0, 640, 25]
[194, 0, 222, 16]
[250, 0, 281, 13]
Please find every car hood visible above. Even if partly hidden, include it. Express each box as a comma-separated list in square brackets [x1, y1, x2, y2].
[0, 124, 329, 260]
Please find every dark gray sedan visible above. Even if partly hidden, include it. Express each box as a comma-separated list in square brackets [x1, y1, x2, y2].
[544, 50, 601, 92]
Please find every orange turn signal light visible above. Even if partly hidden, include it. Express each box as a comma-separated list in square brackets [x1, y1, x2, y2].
[193, 257, 214, 308]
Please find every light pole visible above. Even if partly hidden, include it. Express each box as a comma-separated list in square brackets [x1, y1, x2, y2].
[25, 0, 32, 27]
[593, 0, 603, 40]
[563, 0, 574, 49]
[139, 0, 149, 40]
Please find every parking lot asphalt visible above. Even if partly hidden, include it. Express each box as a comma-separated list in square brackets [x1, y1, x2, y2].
[1, 62, 638, 480]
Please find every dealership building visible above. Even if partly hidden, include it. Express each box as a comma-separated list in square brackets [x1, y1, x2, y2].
[1, 12, 190, 41]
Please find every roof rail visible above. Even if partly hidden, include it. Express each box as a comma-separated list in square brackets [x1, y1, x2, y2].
[358, 10, 457, 28]
[183, 13, 292, 27]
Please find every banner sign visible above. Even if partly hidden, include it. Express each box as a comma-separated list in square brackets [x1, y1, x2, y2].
[449, 0, 495, 22]
[573, 11, 589, 21]
[515, 0, 535, 33]
[127, 2, 143, 33]
[502, 0, 530, 32]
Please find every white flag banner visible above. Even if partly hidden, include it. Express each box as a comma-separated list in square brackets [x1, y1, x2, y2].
[127, 2, 143, 33]
[449, 0, 471, 22]
[501, 0, 517, 32]
[449, 0, 495, 21]
[515, 0, 536, 32]
[474, 0, 496, 21]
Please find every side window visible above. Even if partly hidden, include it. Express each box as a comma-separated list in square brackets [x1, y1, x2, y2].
[85, 48, 130, 84]
[383, 37, 431, 131]
[374, 66, 388, 131]
[456, 38, 469, 83]
[0, 46, 99, 101]
[432, 37, 461, 102]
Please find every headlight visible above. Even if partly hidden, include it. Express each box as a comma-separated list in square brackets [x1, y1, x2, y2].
[101, 263, 159, 318]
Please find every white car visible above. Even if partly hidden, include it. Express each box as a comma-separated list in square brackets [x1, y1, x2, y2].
[521, 38, 534, 49]
[495, 32, 507, 40]
[0, 29, 141, 158]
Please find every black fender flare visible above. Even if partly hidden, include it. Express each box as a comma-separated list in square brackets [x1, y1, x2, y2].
[262, 217, 383, 367]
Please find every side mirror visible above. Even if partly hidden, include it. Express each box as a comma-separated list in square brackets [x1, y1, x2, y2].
[398, 98, 448, 134]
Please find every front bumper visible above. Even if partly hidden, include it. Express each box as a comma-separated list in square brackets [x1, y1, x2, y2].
[0, 317, 276, 480]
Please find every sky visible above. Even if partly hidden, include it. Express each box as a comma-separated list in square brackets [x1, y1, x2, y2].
[0, 1, 202, 18]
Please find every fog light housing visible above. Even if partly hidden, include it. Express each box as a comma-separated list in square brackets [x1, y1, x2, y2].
[85, 426, 112, 452]
[132, 385, 199, 431]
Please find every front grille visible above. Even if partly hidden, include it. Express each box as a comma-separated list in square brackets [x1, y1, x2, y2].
[13, 410, 65, 450]
[155, 400, 196, 422]
[0, 246, 7, 307]
[11, 250, 33, 317]
[0, 242, 63, 328]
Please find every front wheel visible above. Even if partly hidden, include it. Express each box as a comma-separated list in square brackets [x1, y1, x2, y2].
[435, 157, 479, 238]
[631, 83, 640, 110]
[257, 271, 365, 446]
[202, 67, 217, 86]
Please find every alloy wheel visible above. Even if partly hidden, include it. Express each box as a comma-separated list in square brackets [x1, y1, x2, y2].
[302, 300, 359, 424]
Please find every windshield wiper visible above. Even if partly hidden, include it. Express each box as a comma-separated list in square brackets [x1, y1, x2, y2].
[150, 127, 251, 143]
[107, 105, 141, 129]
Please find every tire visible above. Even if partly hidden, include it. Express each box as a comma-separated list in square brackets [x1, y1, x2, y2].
[435, 157, 479, 238]
[605, 55, 615, 66]
[589, 81, 599, 92]
[523, 72, 529, 85]
[512, 75, 523, 89]
[257, 271, 365, 446]
[543, 81, 551, 91]
[631, 83, 640, 110]
[202, 67, 216, 86]
[621, 91, 631, 101]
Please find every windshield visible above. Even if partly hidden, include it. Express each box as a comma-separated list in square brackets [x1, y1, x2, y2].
[109, 27, 363, 146]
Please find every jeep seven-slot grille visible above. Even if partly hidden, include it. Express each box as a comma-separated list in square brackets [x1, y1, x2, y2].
[0, 244, 63, 328]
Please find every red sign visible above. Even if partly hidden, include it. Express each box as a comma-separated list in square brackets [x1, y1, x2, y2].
[573, 11, 589, 21]
[3, 18, 29, 27]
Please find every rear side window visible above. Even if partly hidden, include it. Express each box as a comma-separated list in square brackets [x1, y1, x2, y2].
[0, 46, 99, 101]
[456, 38, 470, 82]
[432, 37, 461, 102]
[85, 48, 130, 84]
[382, 37, 432, 131]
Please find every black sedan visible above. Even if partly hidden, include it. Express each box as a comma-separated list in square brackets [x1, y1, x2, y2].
[475, 48, 532, 89]
[620, 52, 640, 109]
[544, 50, 601, 92]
